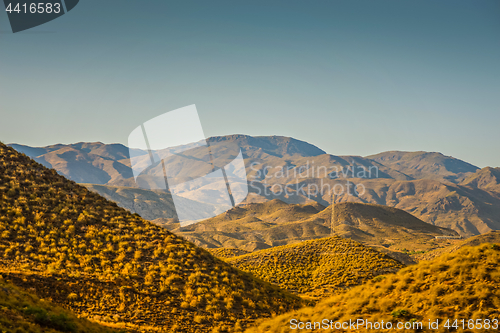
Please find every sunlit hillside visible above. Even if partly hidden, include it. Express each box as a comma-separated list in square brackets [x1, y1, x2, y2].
[0, 142, 303, 332]
[226, 236, 404, 299]
[159, 199, 327, 251]
[208, 248, 250, 259]
[164, 200, 459, 256]
[246, 243, 500, 333]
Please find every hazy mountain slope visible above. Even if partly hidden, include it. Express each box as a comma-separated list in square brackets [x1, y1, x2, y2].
[247, 243, 500, 333]
[366, 151, 479, 182]
[0, 142, 303, 332]
[10, 135, 411, 189]
[354, 178, 500, 235]
[160, 201, 458, 255]
[83, 184, 218, 221]
[208, 134, 326, 157]
[460, 167, 500, 193]
[226, 237, 404, 299]
[0, 277, 118, 333]
[9, 142, 133, 184]
[91, 176, 500, 237]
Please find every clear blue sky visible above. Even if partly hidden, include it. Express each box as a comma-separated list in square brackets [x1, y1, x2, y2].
[1, 0, 499, 167]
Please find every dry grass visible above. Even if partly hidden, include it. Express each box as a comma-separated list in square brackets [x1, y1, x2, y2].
[246, 243, 500, 332]
[0, 276, 119, 333]
[226, 236, 404, 299]
[0, 142, 303, 332]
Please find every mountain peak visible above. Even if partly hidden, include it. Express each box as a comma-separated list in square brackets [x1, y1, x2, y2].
[207, 134, 326, 157]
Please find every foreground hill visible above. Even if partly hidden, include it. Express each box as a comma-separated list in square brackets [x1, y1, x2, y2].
[225, 237, 404, 299]
[0, 142, 303, 332]
[163, 200, 459, 255]
[0, 277, 118, 333]
[246, 243, 500, 332]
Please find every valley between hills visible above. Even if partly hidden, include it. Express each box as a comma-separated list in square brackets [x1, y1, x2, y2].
[2, 136, 500, 332]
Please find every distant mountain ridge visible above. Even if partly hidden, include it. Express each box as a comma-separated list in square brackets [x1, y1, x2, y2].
[208, 134, 327, 157]
[367, 150, 480, 182]
[9, 135, 500, 236]
[9, 136, 482, 187]
[9, 142, 133, 184]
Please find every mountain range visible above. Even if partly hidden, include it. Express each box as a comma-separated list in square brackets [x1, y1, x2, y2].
[2, 139, 500, 332]
[9, 134, 500, 236]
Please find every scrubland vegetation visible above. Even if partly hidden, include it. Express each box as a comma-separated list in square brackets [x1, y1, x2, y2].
[208, 248, 250, 259]
[0, 143, 303, 332]
[0, 276, 119, 333]
[3, 140, 499, 333]
[246, 243, 500, 332]
[227, 237, 404, 298]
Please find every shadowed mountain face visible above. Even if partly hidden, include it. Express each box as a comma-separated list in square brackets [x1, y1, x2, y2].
[9, 135, 500, 236]
[353, 177, 500, 236]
